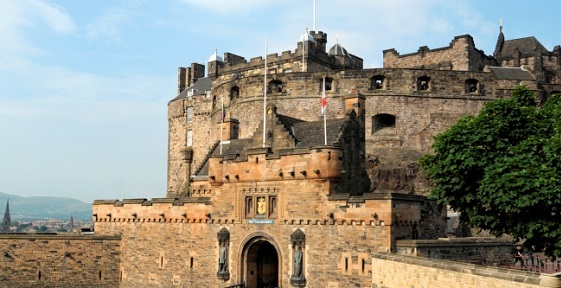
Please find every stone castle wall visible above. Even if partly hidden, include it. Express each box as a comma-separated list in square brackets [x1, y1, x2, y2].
[371, 253, 561, 288]
[93, 200, 393, 288]
[0, 234, 120, 288]
[383, 35, 495, 71]
[167, 67, 518, 196]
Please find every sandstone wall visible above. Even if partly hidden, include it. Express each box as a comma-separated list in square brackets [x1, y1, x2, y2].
[93, 207, 389, 288]
[383, 35, 494, 71]
[371, 253, 561, 288]
[0, 234, 120, 288]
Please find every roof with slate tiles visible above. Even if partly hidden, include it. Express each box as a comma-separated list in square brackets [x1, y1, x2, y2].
[500, 36, 548, 58]
[194, 113, 351, 177]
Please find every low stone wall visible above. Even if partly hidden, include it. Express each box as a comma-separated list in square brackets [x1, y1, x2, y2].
[396, 237, 514, 264]
[372, 253, 561, 288]
[0, 233, 121, 288]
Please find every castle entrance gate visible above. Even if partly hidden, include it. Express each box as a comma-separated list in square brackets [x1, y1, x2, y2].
[241, 235, 280, 288]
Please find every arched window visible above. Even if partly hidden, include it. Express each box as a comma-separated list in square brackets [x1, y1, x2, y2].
[320, 77, 333, 91]
[371, 75, 385, 90]
[465, 79, 479, 93]
[268, 80, 283, 93]
[417, 76, 430, 91]
[372, 114, 396, 134]
[230, 86, 240, 100]
[212, 95, 217, 110]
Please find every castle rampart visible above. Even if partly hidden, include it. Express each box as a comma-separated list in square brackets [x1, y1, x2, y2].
[0, 233, 120, 288]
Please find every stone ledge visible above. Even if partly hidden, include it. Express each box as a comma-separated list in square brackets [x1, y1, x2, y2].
[373, 253, 544, 285]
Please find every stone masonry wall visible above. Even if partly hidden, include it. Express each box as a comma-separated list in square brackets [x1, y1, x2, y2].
[383, 35, 494, 71]
[0, 234, 120, 288]
[395, 238, 514, 263]
[93, 200, 393, 288]
[168, 68, 507, 197]
[371, 253, 561, 288]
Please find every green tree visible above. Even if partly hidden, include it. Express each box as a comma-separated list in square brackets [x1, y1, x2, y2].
[420, 86, 561, 256]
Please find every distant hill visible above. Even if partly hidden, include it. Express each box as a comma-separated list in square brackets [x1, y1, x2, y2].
[0, 192, 92, 221]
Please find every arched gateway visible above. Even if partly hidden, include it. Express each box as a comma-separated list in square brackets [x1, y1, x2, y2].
[240, 234, 281, 288]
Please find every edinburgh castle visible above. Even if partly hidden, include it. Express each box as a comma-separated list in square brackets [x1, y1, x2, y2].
[1, 25, 560, 287]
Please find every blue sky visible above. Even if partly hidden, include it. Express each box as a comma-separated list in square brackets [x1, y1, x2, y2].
[0, 0, 559, 203]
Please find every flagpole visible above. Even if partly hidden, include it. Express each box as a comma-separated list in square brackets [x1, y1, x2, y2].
[322, 76, 327, 145]
[313, 0, 316, 32]
[262, 36, 268, 148]
[220, 95, 224, 154]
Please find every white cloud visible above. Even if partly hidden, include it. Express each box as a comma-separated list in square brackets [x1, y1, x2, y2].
[31, 0, 76, 33]
[0, 0, 75, 55]
[84, 6, 136, 42]
[178, 0, 285, 14]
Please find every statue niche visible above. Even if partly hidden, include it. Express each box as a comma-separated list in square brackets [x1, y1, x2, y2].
[217, 228, 230, 280]
[290, 229, 306, 286]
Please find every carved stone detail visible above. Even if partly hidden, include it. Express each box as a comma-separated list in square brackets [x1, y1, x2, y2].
[291, 229, 306, 286]
[217, 228, 230, 280]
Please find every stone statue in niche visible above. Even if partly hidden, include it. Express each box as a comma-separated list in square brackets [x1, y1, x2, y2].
[290, 228, 306, 286]
[219, 243, 227, 272]
[216, 227, 230, 280]
[293, 245, 302, 278]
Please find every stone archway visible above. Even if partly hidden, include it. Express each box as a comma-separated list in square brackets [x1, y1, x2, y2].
[241, 234, 280, 288]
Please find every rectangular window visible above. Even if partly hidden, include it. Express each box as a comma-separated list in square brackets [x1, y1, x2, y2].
[186, 107, 193, 122]
[186, 130, 193, 146]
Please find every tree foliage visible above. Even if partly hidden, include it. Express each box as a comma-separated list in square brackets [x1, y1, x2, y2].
[420, 86, 561, 256]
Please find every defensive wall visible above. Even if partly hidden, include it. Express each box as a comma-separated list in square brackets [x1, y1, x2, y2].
[372, 253, 561, 288]
[92, 188, 446, 288]
[168, 67, 530, 197]
[383, 35, 496, 71]
[0, 233, 120, 288]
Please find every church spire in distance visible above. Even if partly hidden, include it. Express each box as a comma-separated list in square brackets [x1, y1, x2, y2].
[2, 200, 11, 232]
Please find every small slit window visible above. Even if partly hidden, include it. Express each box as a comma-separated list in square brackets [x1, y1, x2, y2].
[372, 114, 396, 133]
[371, 75, 385, 90]
[268, 80, 283, 93]
[186, 130, 193, 147]
[417, 76, 430, 91]
[230, 86, 240, 100]
[465, 79, 479, 93]
[186, 106, 193, 122]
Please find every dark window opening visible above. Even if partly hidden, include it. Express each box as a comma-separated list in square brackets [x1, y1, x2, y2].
[362, 259, 365, 272]
[545, 71, 557, 84]
[372, 114, 396, 133]
[417, 76, 430, 91]
[230, 86, 240, 100]
[320, 77, 333, 91]
[371, 75, 385, 90]
[465, 79, 479, 93]
[268, 80, 283, 93]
